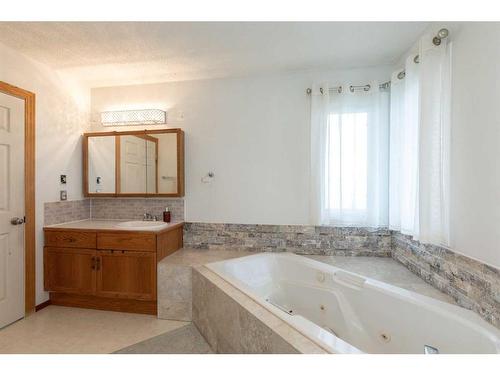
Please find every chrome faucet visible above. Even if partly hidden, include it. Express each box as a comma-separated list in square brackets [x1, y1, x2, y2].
[143, 212, 158, 221]
[424, 345, 439, 354]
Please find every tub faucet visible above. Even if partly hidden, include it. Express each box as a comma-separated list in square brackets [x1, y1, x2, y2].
[424, 345, 439, 354]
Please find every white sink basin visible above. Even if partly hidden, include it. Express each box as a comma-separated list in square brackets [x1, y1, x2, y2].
[115, 221, 166, 229]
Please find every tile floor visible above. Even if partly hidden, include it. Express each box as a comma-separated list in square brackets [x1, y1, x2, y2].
[114, 323, 213, 354]
[0, 305, 188, 354]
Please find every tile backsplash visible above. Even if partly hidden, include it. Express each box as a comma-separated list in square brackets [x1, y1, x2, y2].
[44, 198, 184, 225]
[90, 198, 184, 222]
[44, 200, 90, 225]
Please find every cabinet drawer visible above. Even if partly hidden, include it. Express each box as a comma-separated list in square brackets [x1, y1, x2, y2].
[45, 231, 97, 249]
[97, 232, 156, 252]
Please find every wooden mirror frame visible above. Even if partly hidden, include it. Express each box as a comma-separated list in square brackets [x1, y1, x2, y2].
[83, 129, 184, 197]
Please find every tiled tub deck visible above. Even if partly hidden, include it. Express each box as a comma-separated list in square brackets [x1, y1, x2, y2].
[158, 249, 457, 353]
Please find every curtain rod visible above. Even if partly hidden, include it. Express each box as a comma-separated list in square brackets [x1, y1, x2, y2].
[307, 28, 450, 93]
[306, 82, 391, 95]
[396, 28, 449, 81]
[396, 54, 419, 80]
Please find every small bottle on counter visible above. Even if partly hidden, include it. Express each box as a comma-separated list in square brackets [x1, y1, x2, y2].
[163, 207, 171, 223]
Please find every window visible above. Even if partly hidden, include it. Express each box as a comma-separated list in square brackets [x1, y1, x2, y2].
[310, 84, 389, 227]
[326, 112, 368, 215]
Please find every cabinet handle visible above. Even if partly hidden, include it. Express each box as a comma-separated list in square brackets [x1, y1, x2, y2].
[91, 256, 96, 270]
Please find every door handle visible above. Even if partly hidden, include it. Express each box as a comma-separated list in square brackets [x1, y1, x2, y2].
[10, 217, 25, 225]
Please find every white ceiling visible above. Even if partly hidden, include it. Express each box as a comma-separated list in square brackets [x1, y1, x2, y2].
[0, 22, 430, 87]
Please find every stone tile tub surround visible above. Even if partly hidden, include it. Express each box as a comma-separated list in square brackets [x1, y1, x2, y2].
[183, 222, 392, 256]
[392, 232, 500, 329]
[183, 222, 500, 329]
[192, 265, 325, 354]
[158, 249, 253, 321]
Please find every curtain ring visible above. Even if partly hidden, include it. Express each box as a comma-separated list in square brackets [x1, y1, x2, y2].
[319, 87, 324, 95]
[364, 84, 371, 92]
[349, 85, 354, 93]
[338, 86, 343, 94]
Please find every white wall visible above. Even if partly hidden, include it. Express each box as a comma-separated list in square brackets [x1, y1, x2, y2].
[90, 66, 393, 225]
[0, 42, 90, 304]
[448, 23, 500, 268]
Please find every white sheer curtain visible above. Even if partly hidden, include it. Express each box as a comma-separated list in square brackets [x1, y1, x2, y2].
[389, 35, 451, 246]
[310, 83, 389, 227]
[389, 56, 420, 235]
[418, 37, 452, 245]
[310, 84, 331, 225]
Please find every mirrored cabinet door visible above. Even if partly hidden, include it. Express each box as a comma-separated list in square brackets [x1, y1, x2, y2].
[153, 132, 178, 194]
[118, 135, 149, 194]
[87, 136, 116, 194]
[84, 129, 184, 197]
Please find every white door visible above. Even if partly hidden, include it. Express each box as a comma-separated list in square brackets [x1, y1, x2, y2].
[120, 135, 147, 193]
[0, 92, 25, 329]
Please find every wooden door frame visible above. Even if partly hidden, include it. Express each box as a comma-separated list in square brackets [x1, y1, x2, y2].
[0, 81, 36, 315]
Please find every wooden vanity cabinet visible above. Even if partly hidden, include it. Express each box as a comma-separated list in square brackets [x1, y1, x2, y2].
[96, 249, 156, 301]
[44, 247, 97, 295]
[43, 224, 183, 315]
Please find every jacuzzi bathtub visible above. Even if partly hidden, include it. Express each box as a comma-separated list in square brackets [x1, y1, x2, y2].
[206, 253, 500, 354]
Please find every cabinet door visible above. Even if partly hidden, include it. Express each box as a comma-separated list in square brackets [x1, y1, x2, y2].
[96, 250, 156, 301]
[44, 247, 96, 294]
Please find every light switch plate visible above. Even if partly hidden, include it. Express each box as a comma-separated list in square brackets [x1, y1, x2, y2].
[60, 175, 67, 184]
[60, 190, 67, 201]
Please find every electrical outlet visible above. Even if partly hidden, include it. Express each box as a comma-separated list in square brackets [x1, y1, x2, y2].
[60, 190, 67, 201]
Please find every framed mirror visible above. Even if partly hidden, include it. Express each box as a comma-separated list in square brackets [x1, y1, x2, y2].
[83, 129, 184, 197]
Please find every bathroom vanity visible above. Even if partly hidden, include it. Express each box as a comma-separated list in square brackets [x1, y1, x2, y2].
[43, 220, 183, 315]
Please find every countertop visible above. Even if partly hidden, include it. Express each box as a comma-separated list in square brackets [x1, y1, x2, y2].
[44, 219, 184, 233]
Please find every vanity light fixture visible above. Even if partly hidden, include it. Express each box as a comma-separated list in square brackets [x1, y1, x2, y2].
[100, 109, 167, 126]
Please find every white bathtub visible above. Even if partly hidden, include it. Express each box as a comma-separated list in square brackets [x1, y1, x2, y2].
[206, 253, 500, 354]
